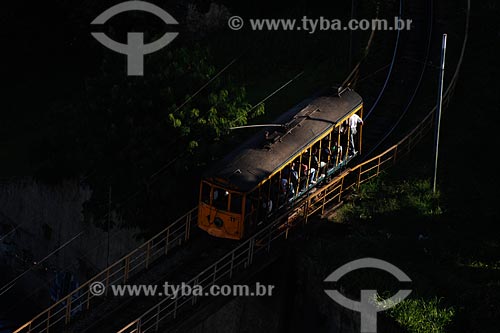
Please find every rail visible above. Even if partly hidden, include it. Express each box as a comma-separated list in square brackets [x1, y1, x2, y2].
[14, 207, 198, 333]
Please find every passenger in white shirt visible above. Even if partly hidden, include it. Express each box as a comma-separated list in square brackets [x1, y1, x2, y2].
[349, 113, 363, 154]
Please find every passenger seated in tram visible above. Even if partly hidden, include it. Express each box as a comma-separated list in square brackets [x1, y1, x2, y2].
[312, 147, 327, 180]
[280, 177, 294, 202]
[299, 159, 315, 191]
[290, 162, 299, 188]
[213, 189, 229, 210]
[261, 196, 273, 214]
[306, 150, 317, 183]
[332, 141, 343, 165]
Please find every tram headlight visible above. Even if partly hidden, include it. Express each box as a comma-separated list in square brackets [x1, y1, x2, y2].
[214, 217, 224, 228]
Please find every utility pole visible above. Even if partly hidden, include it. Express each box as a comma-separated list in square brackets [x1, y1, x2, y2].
[433, 34, 447, 194]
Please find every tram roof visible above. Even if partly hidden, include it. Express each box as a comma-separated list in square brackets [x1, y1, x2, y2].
[204, 88, 363, 192]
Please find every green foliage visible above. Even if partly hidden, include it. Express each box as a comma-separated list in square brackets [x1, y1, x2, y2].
[404, 180, 442, 216]
[173, 86, 262, 142]
[388, 297, 455, 333]
[187, 140, 199, 152]
[332, 175, 442, 223]
[36, 43, 264, 228]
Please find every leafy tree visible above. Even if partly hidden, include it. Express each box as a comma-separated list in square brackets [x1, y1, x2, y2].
[36, 44, 264, 229]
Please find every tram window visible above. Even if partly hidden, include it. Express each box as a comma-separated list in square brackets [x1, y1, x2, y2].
[260, 179, 273, 215]
[246, 192, 257, 212]
[230, 193, 243, 214]
[270, 175, 281, 207]
[340, 120, 349, 156]
[213, 187, 229, 211]
[321, 138, 331, 162]
[201, 183, 211, 204]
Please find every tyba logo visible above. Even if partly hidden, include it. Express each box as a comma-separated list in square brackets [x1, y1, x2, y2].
[324, 258, 412, 333]
[91, 1, 179, 76]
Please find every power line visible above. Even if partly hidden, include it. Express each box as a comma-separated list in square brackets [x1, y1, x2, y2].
[171, 56, 241, 115]
[363, 0, 434, 158]
[248, 71, 305, 115]
[364, 0, 403, 120]
[0, 231, 84, 296]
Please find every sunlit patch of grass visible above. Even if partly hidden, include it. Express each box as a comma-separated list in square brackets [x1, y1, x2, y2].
[460, 260, 500, 270]
[330, 175, 441, 223]
[401, 179, 442, 216]
[387, 297, 455, 333]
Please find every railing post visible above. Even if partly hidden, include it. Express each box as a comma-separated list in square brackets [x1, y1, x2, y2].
[303, 200, 308, 219]
[376, 156, 381, 175]
[173, 297, 178, 319]
[65, 295, 72, 324]
[192, 278, 199, 305]
[229, 251, 235, 278]
[146, 242, 151, 269]
[304, 197, 311, 224]
[124, 257, 130, 283]
[185, 213, 191, 242]
[105, 269, 110, 297]
[321, 188, 327, 214]
[155, 304, 161, 332]
[86, 284, 91, 310]
[357, 168, 362, 190]
[266, 230, 272, 253]
[339, 177, 344, 202]
[165, 228, 170, 256]
[250, 237, 255, 264]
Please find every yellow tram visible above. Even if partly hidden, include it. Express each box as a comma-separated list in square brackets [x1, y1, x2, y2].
[198, 88, 364, 240]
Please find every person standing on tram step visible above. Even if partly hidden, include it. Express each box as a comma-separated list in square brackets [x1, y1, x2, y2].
[349, 113, 364, 154]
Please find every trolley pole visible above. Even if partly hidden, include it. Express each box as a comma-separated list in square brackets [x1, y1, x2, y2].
[433, 34, 447, 194]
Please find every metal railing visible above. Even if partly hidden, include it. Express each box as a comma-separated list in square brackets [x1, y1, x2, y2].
[116, 209, 300, 333]
[14, 207, 198, 333]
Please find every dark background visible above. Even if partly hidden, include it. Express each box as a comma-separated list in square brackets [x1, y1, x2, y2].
[0, 0, 499, 331]
[2, 0, 497, 223]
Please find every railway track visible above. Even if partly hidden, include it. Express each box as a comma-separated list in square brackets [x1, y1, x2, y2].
[12, 0, 472, 331]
